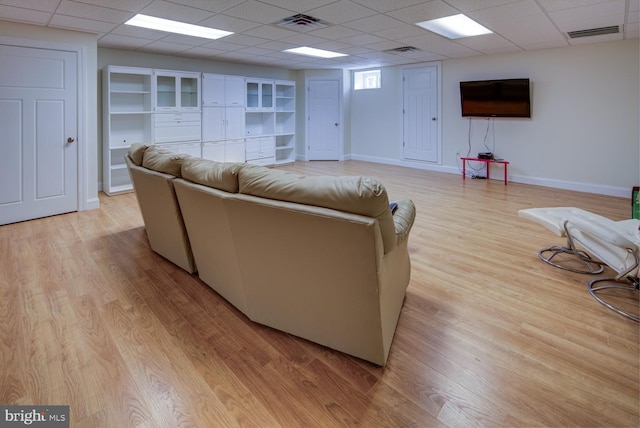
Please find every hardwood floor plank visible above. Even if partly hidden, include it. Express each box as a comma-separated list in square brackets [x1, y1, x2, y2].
[0, 160, 637, 427]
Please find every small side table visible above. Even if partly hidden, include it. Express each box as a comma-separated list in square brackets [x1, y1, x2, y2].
[461, 157, 510, 185]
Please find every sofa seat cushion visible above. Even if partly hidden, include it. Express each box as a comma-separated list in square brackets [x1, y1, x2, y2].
[181, 157, 244, 193]
[238, 164, 397, 253]
[142, 145, 186, 177]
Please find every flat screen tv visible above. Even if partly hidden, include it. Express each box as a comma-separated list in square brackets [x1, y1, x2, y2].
[460, 78, 531, 118]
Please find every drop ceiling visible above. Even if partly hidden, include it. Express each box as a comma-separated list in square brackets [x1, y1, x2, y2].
[1, 0, 638, 70]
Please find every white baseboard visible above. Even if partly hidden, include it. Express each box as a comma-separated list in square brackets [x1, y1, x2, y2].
[348, 154, 631, 198]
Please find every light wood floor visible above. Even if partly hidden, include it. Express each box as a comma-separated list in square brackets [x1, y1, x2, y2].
[1, 161, 638, 427]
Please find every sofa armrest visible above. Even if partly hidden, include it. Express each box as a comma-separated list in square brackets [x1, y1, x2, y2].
[393, 199, 416, 244]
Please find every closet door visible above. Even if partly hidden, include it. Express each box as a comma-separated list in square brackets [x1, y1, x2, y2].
[0, 44, 78, 225]
[403, 65, 440, 163]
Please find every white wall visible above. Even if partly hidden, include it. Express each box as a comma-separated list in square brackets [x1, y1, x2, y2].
[0, 21, 99, 208]
[350, 39, 639, 196]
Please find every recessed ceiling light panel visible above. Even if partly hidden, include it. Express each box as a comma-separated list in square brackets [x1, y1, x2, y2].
[416, 14, 492, 39]
[284, 46, 347, 58]
[125, 14, 233, 40]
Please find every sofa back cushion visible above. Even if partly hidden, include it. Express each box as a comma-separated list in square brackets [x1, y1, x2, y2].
[127, 143, 148, 166]
[238, 164, 396, 253]
[142, 146, 186, 177]
[181, 157, 244, 193]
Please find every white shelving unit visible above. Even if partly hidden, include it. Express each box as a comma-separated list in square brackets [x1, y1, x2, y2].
[103, 65, 153, 195]
[275, 80, 296, 164]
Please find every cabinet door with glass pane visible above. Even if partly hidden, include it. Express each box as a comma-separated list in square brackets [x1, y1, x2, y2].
[245, 78, 274, 111]
[153, 70, 201, 111]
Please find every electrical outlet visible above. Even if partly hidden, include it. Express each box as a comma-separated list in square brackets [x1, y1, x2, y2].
[455, 149, 461, 156]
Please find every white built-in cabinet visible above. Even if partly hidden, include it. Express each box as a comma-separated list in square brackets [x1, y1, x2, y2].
[201, 73, 246, 163]
[103, 66, 296, 195]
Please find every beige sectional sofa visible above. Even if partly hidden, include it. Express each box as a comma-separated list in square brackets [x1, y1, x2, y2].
[126, 144, 416, 366]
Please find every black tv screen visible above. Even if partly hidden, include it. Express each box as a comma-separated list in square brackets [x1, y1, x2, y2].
[460, 78, 531, 118]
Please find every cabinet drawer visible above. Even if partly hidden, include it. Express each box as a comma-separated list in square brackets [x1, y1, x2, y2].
[246, 148, 275, 160]
[247, 156, 275, 166]
[154, 112, 201, 123]
[154, 123, 201, 143]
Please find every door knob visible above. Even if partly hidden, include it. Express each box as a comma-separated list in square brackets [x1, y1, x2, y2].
[67, 137, 75, 143]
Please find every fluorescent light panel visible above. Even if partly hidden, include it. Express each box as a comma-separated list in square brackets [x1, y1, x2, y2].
[284, 46, 347, 58]
[125, 14, 233, 40]
[416, 14, 492, 39]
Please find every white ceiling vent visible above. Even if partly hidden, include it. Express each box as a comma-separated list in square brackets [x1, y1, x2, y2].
[567, 25, 620, 38]
[276, 14, 329, 32]
[386, 46, 419, 53]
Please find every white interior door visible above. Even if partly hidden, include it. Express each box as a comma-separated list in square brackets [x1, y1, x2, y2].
[307, 79, 341, 160]
[0, 44, 78, 225]
[403, 66, 439, 162]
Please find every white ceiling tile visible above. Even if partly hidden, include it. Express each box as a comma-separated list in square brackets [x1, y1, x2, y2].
[350, 0, 428, 13]
[50, 14, 117, 33]
[0, 5, 51, 24]
[258, 0, 337, 12]
[339, 46, 375, 55]
[467, 0, 545, 26]
[279, 33, 331, 46]
[139, 0, 214, 23]
[200, 40, 247, 51]
[159, 0, 246, 14]
[443, 0, 523, 13]
[56, 0, 134, 23]
[241, 24, 300, 40]
[312, 40, 354, 52]
[1, 0, 58, 13]
[339, 33, 387, 46]
[221, 0, 295, 24]
[98, 34, 154, 49]
[342, 14, 406, 33]
[549, 1, 626, 32]
[387, 0, 460, 24]
[223, 34, 272, 46]
[110, 24, 168, 39]
[158, 33, 214, 45]
[72, 0, 152, 13]
[237, 46, 276, 56]
[455, 33, 519, 52]
[180, 46, 228, 57]
[306, 25, 363, 40]
[363, 40, 406, 51]
[255, 40, 299, 51]
[374, 25, 425, 40]
[538, 0, 618, 12]
[487, 14, 566, 46]
[142, 40, 195, 53]
[306, 0, 377, 25]
[197, 15, 261, 33]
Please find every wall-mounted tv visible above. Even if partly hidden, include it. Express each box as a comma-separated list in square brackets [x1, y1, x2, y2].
[460, 78, 531, 118]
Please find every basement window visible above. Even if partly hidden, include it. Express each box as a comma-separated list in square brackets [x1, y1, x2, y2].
[354, 69, 381, 90]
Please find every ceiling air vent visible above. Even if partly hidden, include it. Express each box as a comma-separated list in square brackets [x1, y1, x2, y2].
[567, 25, 619, 39]
[386, 46, 419, 53]
[276, 14, 329, 32]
